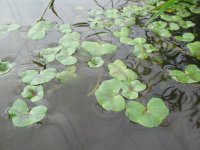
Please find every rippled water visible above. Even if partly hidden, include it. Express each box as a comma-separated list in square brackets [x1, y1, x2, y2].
[0, 0, 200, 150]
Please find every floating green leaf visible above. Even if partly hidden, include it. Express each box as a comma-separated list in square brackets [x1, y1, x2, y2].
[104, 9, 119, 18]
[0, 24, 21, 36]
[59, 32, 80, 49]
[56, 66, 78, 83]
[81, 41, 117, 56]
[190, 6, 200, 14]
[20, 68, 57, 85]
[148, 21, 171, 37]
[21, 85, 44, 102]
[0, 60, 14, 75]
[169, 64, 200, 83]
[113, 27, 131, 38]
[88, 57, 104, 68]
[187, 41, 200, 60]
[120, 37, 135, 45]
[126, 98, 169, 128]
[59, 24, 72, 33]
[8, 99, 47, 127]
[175, 33, 194, 42]
[178, 20, 195, 29]
[122, 80, 146, 99]
[108, 60, 138, 82]
[28, 21, 54, 40]
[36, 46, 62, 63]
[56, 50, 77, 66]
[95, 79, 125, 112]
[168, 23, 180, 31]
[132, 38, 159, 60]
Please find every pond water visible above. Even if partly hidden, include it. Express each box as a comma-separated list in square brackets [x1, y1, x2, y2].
[0, 0, 200, 150]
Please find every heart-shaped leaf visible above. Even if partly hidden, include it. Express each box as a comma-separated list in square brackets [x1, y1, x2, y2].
[126, 98, 169, 128]
[21, 85, 44, 102]
[0, 60, 14, 75]
[56, 66, 78, 83]
[122, 80, 146, 99]
[187, 41, 200, 60]
[131, 38, 159, 60]
[178, 20, 195, 29]
[148, 21, 171, 37]
[113, 27, 131, 38]
[88, 57, 104, 68]
[120, 37, 135, 45]
[56, 51, 77, 66]
[95, 79, 125, 112]
[8, 99, 47, 127]
[36, 46, 62, 63]
[28, 21, 54, 40]
[168, 23, 180, 31]
[20, 68, 57, 85]
[175, 33, 194, 42]
[59, 24, 72, 33]
[169, 64, 200, 83]
[108, 60, 138, 81]
[82, 41, 117, 56]
[59, 32, 80, 49]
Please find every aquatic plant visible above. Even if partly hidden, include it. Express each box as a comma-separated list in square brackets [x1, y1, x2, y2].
[5, 0, 200, 128]
[20, 68, 57, 85]
[126, 98, 169, 127]
[0, 60, 14, 75]
[8, 99, 47, 127]
[21, 85, 44, 102]
[169, 64, 200, 83]
[28, 20, 55, 40]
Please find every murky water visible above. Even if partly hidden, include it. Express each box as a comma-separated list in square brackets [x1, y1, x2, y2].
[0, 0, 200, 150]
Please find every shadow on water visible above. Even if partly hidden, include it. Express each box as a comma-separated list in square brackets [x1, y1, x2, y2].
[0, 0, 200, 150]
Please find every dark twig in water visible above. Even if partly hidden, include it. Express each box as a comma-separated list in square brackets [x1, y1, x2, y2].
[84, 31, 107, 40]
[38, 0, 64, 23]
[93, 0, 105, 9]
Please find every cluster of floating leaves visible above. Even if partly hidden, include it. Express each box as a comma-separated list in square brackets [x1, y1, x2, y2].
[2, 0, 200, 127]
[95, 60, 169, 127]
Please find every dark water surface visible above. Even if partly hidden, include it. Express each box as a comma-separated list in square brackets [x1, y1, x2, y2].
[0, 0, 200, 150]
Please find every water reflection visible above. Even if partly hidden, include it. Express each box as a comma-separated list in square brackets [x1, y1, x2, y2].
[0, 0, 200, 150]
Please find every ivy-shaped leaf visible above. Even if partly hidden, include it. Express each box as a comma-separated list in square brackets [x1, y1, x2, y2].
[59, 32, 81, 49]
[175, 33, 194, 42]
[108, 60, 138, 82]
[21, 85, 44, 102]
[126, 98, 169, 128]
[8, 99, 47, 127]
[148, 21, 171, 37]
[56, 50, 77, 66]
[59, 24, 72, 33]
[28, 21, 55, 40]
[169, 64, 200, 83]
[113, 27, 131, 38]
[122, 80, 146, 99]
[132, 38, 159, 60]
[82, 41, 118, 56]
[20, 68, 57, 85]
[95, 79, 125, 112]
[36, 46, 62, 63]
